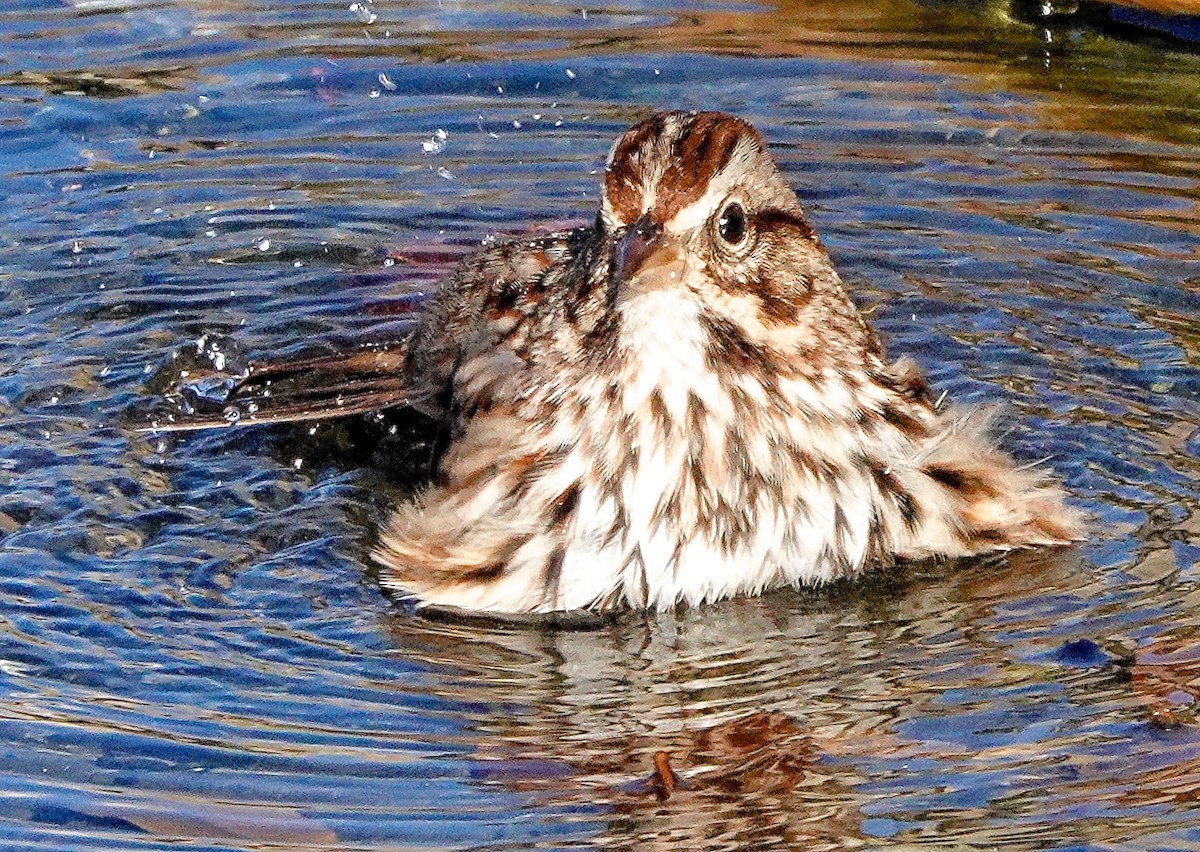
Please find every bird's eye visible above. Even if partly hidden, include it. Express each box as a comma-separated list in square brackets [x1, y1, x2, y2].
[716, 202, 747, 246]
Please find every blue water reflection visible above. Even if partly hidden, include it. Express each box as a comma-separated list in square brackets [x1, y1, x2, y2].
[2, 0, 1200, 849]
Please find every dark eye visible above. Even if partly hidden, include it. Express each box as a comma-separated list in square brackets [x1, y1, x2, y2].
[717, 202, 747, 246]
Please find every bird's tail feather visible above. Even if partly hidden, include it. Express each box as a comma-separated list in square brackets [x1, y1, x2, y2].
[910, 407, 1085, 555]
[138, 342, 431, 433]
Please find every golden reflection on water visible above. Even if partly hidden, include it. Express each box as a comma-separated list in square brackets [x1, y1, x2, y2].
[16, 0, 1200, 146]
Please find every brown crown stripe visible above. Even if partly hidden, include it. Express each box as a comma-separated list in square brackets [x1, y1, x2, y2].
[603, 114, 667, 225]
[604, 112, 761, 226]
[656, 112, 758, 223]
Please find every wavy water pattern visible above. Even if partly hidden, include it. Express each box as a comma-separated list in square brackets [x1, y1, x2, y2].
[2, 0, 1200, 849]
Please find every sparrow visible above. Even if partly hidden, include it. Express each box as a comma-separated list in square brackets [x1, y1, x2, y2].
[149, 110, 1084, 614]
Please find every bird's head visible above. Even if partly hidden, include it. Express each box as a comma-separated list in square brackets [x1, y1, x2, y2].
[596, 110, 871, 368]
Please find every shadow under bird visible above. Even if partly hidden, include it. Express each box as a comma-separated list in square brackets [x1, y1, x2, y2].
[147, 110, 1084, 613]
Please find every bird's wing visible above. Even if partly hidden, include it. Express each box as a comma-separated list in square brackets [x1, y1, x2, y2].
[137, 230, 587, 435]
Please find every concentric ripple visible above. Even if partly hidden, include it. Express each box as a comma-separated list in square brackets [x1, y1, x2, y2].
[1, 0, 1200, 849]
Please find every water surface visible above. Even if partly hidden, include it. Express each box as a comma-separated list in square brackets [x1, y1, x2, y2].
[2, 0, 1200, 849]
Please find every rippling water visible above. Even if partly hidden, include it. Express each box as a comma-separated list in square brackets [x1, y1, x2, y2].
[3, 0, 1200, 848]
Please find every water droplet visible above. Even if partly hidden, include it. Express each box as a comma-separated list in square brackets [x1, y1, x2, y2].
[349, 2, 377, 23]
[421, 130, 448, 154]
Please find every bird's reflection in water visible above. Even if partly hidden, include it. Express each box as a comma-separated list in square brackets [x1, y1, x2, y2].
[380, 547, 1089, 849]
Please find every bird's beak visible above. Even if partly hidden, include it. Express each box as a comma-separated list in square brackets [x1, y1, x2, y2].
[612, 213, 664, 286]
